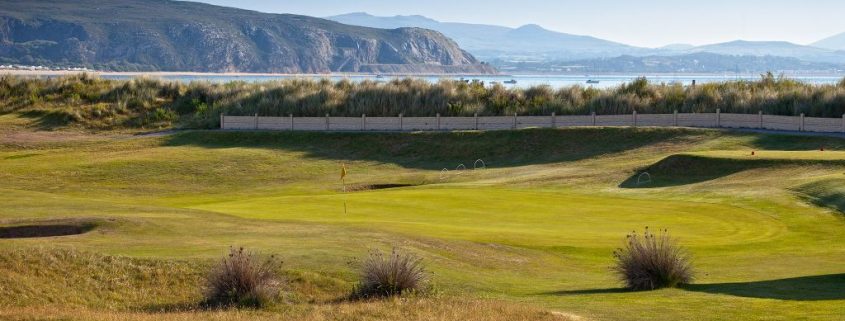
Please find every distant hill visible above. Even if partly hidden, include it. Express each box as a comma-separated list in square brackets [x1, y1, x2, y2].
[328, 13, 845, 71]
[327, 12, 648, 61]
[555, 53, 843, 74]
[813, 32, 845, 51]
[687, 40, 845, 64]
[0, 0, 496, 74]
[658, 44, 696, 51]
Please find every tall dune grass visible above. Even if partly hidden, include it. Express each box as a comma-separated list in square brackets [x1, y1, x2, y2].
[3, 72, 845, 129]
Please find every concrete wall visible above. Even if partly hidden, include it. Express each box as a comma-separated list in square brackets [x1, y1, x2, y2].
[222, 112, 845, 134]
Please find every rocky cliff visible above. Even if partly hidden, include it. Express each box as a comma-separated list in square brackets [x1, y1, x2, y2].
[0, 0, 496, 74]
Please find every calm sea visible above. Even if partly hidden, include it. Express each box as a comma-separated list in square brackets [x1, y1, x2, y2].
[98, 74, 845, 89]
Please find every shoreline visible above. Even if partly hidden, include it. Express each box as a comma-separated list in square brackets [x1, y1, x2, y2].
[4, 70, 845, 79]
[0, 70, 506, 77]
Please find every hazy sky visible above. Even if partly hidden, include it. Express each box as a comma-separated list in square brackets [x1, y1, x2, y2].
[193, 0, 845, 48]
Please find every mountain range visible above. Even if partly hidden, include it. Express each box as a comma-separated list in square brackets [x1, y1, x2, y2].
[0, 0, 495, 74]
[2, 1, 844, 75]
[813, 33, 845, 51]
[328, 13, 845, 73]
[328, 12, 650, 61]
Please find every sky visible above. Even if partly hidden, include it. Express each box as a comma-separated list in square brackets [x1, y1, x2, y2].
[193, 0, 845, 48]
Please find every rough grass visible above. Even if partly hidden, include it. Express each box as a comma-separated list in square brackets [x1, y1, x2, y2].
[3, 73, 845, 130]
[0, 247, 574, 321]
[0, 299, 576, 321]
[0, 247, 202, 309]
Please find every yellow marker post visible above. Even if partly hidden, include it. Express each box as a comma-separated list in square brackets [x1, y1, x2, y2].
[340, 163, 348, 192]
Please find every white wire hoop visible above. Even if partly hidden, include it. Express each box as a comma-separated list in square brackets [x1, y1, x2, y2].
[637, 172, 652, 186]
[439, 168, 450, 181]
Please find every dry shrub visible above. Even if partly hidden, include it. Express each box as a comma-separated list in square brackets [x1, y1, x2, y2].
[204, 247, 283, 308]
[613, 227, 693, 291]
[353, 248, 429, 298]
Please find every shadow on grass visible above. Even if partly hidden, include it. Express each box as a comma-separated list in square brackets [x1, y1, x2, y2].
[619, 154, 765, 188]
[163, 127, 695, 170]
[682, 274, 845, 301]
[750, 134, 845, 151]
[540, 288, 631, 296]
[620, 154, 845, 189]
[18, 110, 73, 130]
[140, 302, 203, 313]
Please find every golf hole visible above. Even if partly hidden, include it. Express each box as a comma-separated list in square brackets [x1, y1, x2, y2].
[345, 184, 418, 192]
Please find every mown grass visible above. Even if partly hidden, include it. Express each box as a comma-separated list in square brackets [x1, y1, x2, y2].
[3, 72, 845, 130]
[1, 126, 845, 320]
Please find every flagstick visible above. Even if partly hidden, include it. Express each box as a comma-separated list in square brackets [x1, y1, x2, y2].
[342, 177, 348, 215]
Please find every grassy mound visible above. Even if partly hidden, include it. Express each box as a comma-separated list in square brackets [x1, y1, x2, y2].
[794, 178, 845, 214]
[621, 153, 845, 188]
[165, 127, 696, 169]
[0, 247, 202, 309]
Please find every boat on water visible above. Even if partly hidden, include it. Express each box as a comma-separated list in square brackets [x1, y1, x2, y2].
[503, 79, 517, 84]
[375, 74, 384, 79]
[586, 80, 600, 84]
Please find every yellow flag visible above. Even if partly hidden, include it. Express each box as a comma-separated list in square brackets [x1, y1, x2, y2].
[340, 163, 348, 181]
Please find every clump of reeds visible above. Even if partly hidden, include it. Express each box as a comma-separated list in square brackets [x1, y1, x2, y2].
[352, 248, 429, 299]
[613, 227, 693, 291]
[204, 247, 283, 308]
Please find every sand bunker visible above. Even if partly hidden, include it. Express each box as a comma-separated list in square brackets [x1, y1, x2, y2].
[0, 223, 96, 239]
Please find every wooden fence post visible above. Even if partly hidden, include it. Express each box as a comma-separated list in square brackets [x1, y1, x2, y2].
[551, 112, 556, 128]
[632, 110, 637, 127]
[716, 109, 721, 128]
[474, 113, 479, 130]
[399, 113, 404, 131]
[362, 114, 366, 131]
[220, 113, 225, 129]
[759, 110, 763, 129]
[591, 112, 596, 126]
[325, 113, 330, 130]
[436, 113, 441, 131]
[800, 113, 804, 132]
[673, 110, 678, 127]
[289, 113, 294, 131]
[254, 113, 259, 130]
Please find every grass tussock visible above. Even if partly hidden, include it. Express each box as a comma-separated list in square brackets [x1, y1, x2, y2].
[204, 247, 283, 308]
[353, 248, 429, 299]
[613, 227, 693, 291]
[3, 72, 845, 130]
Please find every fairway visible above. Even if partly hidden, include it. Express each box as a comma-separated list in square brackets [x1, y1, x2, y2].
[2, 127, 845, 321]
